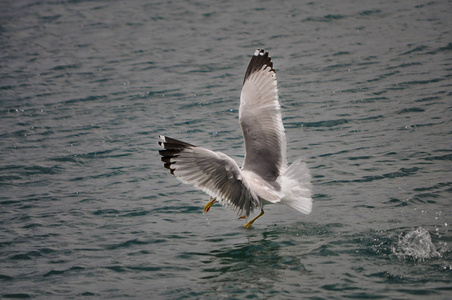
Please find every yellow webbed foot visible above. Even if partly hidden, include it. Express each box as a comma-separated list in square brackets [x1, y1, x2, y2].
[203, 197, 217, 213]
[243, 210, 265, 228]
[243, 221, 253, 229]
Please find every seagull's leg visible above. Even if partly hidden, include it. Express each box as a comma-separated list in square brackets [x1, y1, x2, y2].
[203, 197, 216, 213]
[243, 210, 264, 228]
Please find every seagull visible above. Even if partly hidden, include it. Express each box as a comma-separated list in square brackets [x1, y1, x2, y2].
[158, 49, 312, 228]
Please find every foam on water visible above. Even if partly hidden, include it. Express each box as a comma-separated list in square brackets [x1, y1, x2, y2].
[393, 227, 442, 261]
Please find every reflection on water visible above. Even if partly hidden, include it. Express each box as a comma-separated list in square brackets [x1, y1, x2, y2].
[194, 223, 450, 297]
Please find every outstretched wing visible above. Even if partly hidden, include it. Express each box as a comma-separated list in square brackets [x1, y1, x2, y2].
[158, 135, 259, 217]
[239, 49, 287, 183]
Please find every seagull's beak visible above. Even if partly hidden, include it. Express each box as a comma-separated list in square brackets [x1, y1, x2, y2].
[204, 197, 217, 213]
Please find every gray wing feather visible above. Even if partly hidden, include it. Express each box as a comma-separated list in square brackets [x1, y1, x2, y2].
[239, 49, 287, 183]
[159, 135, 259, 216]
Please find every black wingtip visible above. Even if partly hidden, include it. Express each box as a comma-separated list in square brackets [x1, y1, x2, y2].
[243, 49, 275, 85]
[158, 135, 196, 175]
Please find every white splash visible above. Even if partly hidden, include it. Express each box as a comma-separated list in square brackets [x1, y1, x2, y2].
[393, 227, 442, 261]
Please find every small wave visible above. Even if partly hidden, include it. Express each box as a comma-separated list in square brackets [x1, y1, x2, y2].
[401, 45, 428, 55]
[303, 119, 349, 128]
[43, 266, 84, 278]
[392, 227, 442, 261]
[359, 9, 381, 16]
[2, 293, 31, 299]
[303, 14, 345, 22]
[396, 107, 425, 114]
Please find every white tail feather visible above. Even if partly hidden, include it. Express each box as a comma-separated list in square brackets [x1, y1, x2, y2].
[279, 159, 313, 214]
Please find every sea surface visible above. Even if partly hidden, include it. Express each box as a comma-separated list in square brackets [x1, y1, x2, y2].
[1, 0, 451, 299]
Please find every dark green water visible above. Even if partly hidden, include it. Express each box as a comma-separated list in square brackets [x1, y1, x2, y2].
[1, 0, 451, 299]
